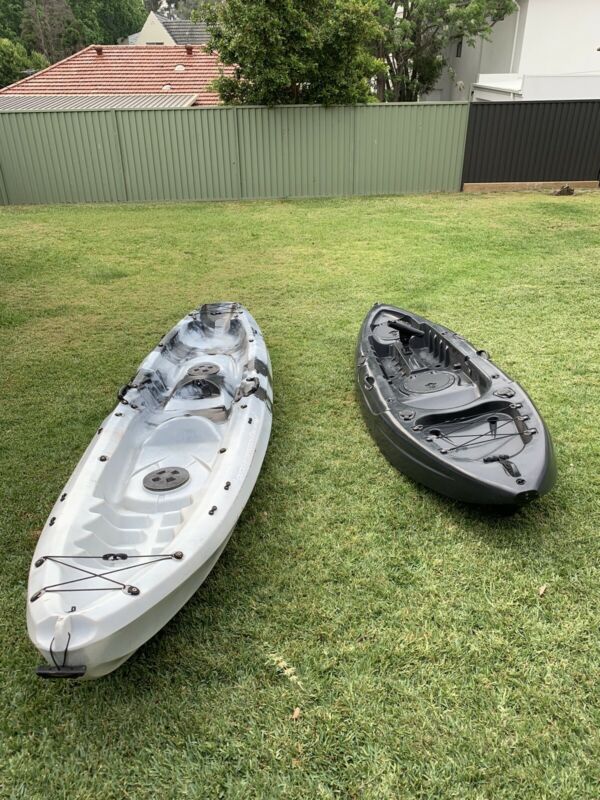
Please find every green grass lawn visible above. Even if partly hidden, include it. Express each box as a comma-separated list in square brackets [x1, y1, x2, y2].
[1, 192, 599, 799]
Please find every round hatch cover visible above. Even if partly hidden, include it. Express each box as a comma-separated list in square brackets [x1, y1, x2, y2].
[143, 467, 190, 492]
[401, 371, 456, 394]
[373, 318, 401, 342]
[188, 363, 220, 377]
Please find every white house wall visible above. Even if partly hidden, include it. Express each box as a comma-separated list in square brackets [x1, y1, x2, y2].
[509, 0, 529, 73]
[135, 12, 175, 46]
[480, 2, 526, 74]
[447, 36, 484, 100]
[522, 73, 600, 100]
[434, 9, 523, 101]
[428, 0, 600, 101]
[519, 0, 600, 75]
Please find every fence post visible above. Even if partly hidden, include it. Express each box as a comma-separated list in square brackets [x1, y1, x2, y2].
[459, 101, 472, 192]
[111, 110, 129, 203]
[0, 159, 8, 205]
[0, 116, 9, 204]
[233, 106, 244, 200]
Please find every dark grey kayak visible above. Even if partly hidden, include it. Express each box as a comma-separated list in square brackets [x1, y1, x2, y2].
[356, 304, 556, 505]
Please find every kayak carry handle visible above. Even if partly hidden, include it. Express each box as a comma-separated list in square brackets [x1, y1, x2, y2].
[388, 319, 424, 338]
[117, 384, 130, 404]
[36, 664, 87, 679]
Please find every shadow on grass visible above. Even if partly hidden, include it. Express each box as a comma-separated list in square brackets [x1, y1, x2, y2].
[400, 475, 554, 552]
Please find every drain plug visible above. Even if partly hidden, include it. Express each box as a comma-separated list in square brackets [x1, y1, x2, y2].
[143, 467, 190, 492]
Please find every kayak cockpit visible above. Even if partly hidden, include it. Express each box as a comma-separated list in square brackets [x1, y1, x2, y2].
[370, 309, 493, 411]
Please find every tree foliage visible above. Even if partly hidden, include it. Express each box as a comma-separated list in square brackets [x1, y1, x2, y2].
[21, 0, 80, 61]
[0, 0, 25, 41]
[0, 0, 145, 67]
[198, 0, 384, 105]
[0, 36, 48, 87]
[143, 0, 199, 16]
[171, 0, 200, 19]
[95, 0, 147, 44]
[374, 0, 517, 101]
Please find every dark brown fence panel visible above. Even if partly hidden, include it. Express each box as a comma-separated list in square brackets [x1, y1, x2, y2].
[462, 100, 600, 185]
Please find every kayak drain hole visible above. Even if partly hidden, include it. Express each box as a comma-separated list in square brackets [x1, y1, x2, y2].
[143, 467, 190, 492]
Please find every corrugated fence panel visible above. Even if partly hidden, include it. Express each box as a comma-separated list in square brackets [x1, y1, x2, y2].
[0, 111, 125, 204]
[236, 106, 355, 198]
[117, 108, 240, 201]
[0, 103, 472, 204]
[462, 100, 600, 184]
[354, 103, 469, 195]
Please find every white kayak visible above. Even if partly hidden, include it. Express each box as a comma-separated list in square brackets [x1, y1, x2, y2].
[27, 302, 272, 679]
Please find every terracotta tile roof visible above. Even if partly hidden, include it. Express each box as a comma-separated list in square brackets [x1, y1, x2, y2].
[0, 45, 233, 106]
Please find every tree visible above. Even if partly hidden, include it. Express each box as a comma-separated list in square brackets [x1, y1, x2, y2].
[21, 0, 82, 62]
[198, 0, 384, 106]
[67, 0, 146, 44]
[173, 1, 201, 19]
[0, 1, 26, 42]
[2, 0, 145, 60]
[21, 0, 145, 62]
[0, 36, 48, 87]
[375, 0, 517, 101]
[95, 0, 146, 43]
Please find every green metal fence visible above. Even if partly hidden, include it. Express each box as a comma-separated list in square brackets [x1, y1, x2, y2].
[0, 103, 469, 205]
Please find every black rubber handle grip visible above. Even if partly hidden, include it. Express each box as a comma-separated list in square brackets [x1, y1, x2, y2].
[388, 319, 423, 337]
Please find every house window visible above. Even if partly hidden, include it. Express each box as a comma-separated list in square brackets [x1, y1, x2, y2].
[456, 39, 463, 58]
